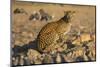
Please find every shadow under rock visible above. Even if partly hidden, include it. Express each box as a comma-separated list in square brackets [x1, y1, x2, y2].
[12, 39, 38, 56]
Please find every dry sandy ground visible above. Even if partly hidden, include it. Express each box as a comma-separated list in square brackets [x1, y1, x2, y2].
[11, 1, 95, 47]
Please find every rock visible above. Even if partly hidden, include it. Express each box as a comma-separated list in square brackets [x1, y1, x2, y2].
[72, 33, 92, 46]
[75, 56, 84, 62]
[43, 54, 54, 64]
[83, 53, 89, 61]
[62, 53, 74, 62]
[24, 56, 31, 65]
[14, 8, 27, 15]
[19, 55, 24, 65]
[27, 49, 41, 64]
[13, 57, 19, 66]
[34, 56, 42, 64]
[56, 53, 62, 63]
[72, 48, 84, 58]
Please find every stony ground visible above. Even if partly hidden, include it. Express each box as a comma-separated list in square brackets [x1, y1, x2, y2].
[11, 1, 96, 66]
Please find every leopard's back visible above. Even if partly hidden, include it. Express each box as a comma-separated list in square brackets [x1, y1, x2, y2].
[37, 22, 59, 52]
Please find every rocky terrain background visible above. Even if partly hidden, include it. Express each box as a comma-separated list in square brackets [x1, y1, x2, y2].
[11, 1, 96, 66]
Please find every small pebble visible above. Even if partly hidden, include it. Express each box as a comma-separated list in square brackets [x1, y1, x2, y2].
[56, 53, 62, 63]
